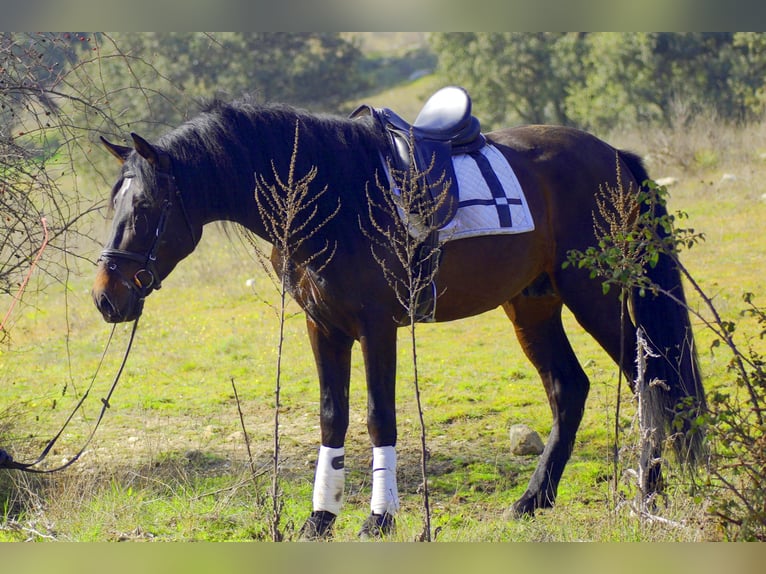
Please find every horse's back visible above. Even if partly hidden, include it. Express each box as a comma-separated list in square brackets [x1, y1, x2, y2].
[488, 124, 621, 167]
[433, 125, 617, 321]
[487, 124, 640, 249]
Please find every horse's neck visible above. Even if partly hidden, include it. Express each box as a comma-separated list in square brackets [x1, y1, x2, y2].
[192, 129, 269, 231]
[193, 110, 377, 258]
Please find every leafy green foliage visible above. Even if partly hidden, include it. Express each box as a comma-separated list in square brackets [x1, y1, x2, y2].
[565, 166, 766, 540]
[100, 33, 364, 123]
[430, 33, 586, 128]
[703, 294, 766, 540]
[430, 33, 766, 132]
[563, 169, 704, 298]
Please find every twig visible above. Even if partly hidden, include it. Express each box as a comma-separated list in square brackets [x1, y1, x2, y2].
[230, 377, 259, 487]
[364, 142, 452, 541]
[22, 526, 58, 541]
[252, 120, 337, 541]
[1, 217, 49, 334]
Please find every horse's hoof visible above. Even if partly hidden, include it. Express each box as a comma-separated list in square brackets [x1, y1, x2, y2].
[503, 498, 536, 520]
[0, 449, 13, 467]
[358, 512, 395, 540]
[297, 510, 337, 541]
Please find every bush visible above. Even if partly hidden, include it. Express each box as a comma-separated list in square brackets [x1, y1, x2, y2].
[566, 174, 766, 540]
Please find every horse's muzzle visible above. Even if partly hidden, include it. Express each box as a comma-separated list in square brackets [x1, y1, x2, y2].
[92, 264, 144, 323]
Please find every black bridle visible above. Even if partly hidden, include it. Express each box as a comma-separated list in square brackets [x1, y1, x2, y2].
[98, 161, 197, 300]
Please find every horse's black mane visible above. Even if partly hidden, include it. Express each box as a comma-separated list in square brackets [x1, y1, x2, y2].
[145, 97, 388, 232]
[162, 96, 385, 172]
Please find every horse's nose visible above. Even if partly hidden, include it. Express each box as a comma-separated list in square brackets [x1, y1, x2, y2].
[92, 289, 121, 323]
[92, 266, 141, 323]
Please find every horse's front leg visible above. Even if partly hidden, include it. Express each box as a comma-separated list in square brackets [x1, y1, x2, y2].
[298, 317, 353, 541]
[358, 320, 399, 539]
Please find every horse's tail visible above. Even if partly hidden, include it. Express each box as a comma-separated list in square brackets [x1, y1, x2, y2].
[619, 150, 707, 467]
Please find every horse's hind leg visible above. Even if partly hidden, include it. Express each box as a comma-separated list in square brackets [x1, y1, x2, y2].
[558, 278, 666, 497]
[502, 287, 591, 517]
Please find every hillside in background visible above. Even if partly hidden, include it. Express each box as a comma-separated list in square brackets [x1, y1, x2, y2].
[344, 32, 437, 107]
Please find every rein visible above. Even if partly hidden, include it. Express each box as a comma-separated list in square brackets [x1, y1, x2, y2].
[1, 156, 190, 474]
[0, 318, 140, 474]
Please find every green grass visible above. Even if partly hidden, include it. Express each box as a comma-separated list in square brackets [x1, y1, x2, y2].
[2, 105, 766, 541]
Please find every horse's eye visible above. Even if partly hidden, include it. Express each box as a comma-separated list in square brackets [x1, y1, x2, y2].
[131, 211, 151, 236]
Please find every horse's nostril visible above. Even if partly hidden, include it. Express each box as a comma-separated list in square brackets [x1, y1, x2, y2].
[93, 290, 119, 322]
[92, 286, 142, 323]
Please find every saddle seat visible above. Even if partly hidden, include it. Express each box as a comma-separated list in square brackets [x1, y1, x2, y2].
[410, 85, 482, 146]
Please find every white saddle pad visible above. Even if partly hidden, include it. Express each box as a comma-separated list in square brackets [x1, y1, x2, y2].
[440, 143, 534, 243]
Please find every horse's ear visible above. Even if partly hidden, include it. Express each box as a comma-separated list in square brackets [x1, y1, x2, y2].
[130, 133, 160, 167]
[100, 136, 132, 164]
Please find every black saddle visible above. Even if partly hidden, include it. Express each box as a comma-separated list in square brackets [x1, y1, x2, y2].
[351, 86, 487, 228]
[350, 87, 487, 323]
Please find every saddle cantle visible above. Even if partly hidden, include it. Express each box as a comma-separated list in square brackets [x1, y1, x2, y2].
[351, 86, 487, 228]
[412, 85, 483, 147]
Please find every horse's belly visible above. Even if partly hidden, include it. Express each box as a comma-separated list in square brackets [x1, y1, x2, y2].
[432, 234, 545, 322]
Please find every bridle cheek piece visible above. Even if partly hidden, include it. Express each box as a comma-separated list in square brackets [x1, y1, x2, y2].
[98, 167, 195, 301]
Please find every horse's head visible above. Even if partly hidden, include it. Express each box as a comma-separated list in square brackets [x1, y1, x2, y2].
[92, 133, 200, 323]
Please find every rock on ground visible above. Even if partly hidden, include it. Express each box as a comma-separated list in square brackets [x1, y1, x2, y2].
[509, 423, 544, 456]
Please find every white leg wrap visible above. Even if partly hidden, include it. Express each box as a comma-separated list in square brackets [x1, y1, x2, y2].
[370, 445, 399, 515]
[312, 445, 345, 515]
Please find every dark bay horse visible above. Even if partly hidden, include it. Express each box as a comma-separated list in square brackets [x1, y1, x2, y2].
[91, 95, 705, 539]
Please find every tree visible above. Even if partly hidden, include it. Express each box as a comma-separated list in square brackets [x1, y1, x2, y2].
[0, 33, 105, 304]
[429, 32, 587, 128]
[92, 33, 365, 139]
[731, 32, 766, 120]
[430, 33, 766, 134]
[565, 33, 766, 131]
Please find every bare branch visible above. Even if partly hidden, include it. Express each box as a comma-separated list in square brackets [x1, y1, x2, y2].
[362, 137, 456, 541]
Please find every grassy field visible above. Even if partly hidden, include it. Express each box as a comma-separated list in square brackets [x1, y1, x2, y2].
[1, 77, 766, 542]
